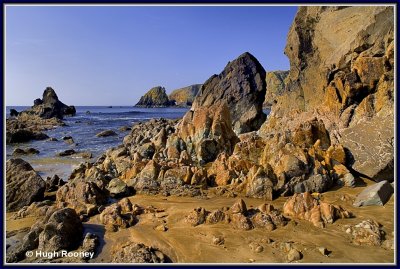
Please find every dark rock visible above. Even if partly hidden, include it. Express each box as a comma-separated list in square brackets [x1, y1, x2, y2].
[353, 180, 394, 207]
[96, 130, 117, 137]
[46, 175, 66, 192]
[12, 147, 40, 155]
[6, 159, 46, 212]
[191, 52, 267, 134]
[10, 109, 19, 117]
[6, 129, 49, 144]
[135, 86, 172, 108]
[57, 149, 76, 157]
[38, 208, 83, 252]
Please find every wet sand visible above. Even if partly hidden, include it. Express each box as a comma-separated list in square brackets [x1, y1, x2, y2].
[6, 178, 395, 264]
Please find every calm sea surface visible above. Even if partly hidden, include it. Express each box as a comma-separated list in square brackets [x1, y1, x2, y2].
[6, 106, 188, 179]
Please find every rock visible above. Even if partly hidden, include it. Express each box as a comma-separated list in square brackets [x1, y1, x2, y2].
[287, 249, 302, 262]
[6, 159, 46, 212]
[96, 130, 117, 137]
[249, 242, 264, 253]
[317, 247, 329, 256]
[283, 192, 352, 228]
[57, 149, 76, 156]
[107, 178, 130, 198]
[45, 175, 66, 192]
[206, 210, 226, 224]
[13, 200, 55, 219]
[119, 126, 131, 132]
[191, 52, 267, 134]
[12, 147, 40, 155]
[81, 233, 99, 259]
[22, 87, 76, 119]
[353, 180, 394, 207]
[111, 242, 169, 263]
[230, 199, 247, 214]
[169, 84, 202, 107]
[10, 108, 19, 117]
[231, 213, 253, 230]
[341, 113, 394, 182]
[135, 86, 172, 107]
[99, 201, 137, 232]
[6, 129, 49, 144]
[56, 178, 109, 216]
[346, 219, 383, 246]
[138, 143, 155, 159]
[264, 70, 289, 108]
[185, 207, 209, 226]
[212, 236, 225, 246]
[38, 208, 83, 252]
[177, 103, 239, 163]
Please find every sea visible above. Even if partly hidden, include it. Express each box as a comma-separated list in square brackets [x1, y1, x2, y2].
[5, 106, 189, 179]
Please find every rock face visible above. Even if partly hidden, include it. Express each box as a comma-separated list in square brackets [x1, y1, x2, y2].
[169, 84, 202, 107]
[191, 52, 267, 134]
[265, 6, 394, 184]
[6, 159, 46, 212]
[20, 87, 76, 119]
[263, 70, 289, 108]
[135, 86, 172, 107]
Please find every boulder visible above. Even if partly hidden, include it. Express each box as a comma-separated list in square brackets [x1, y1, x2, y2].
[96, 130, 117, 137]
[191, 52, 267, 134]
[99, 198, 138, 232]
[107, 178, 130, 198]
[38, 208, 83, 252]
[12, 147, 40, 155]
[56, 149, 76, 157]
[111, 242, 169, 263]
[135, 86, 172, 108]
[283, 192, 352, 228]
[345, 219, 383, 246]
[6, 129, 49, 144]
[353, 180, 394, 207]
[56, 178, 109, 216]
[6, 159, 46, 212]
[45, 175, 66, 192]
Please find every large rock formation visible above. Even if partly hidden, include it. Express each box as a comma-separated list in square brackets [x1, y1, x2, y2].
[20, 87, 76, 119]
[169, 84, 202, 107]
[266, 6, 394, 182]
[6, 159, 46, 212]
[263, 70, 289, 108]
[6, 87, 74, 143]
[191, 52, 267, 134]
[135, 86, 172, 107]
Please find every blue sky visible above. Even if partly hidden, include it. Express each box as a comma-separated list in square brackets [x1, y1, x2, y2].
[6, 5, 297, 106]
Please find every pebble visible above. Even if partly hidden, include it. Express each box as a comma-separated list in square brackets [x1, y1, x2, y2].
[212, 236, 224, 245]
[317, 247, 329, 256]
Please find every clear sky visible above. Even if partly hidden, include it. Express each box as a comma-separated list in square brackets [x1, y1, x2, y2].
[6, 5, 298, 106]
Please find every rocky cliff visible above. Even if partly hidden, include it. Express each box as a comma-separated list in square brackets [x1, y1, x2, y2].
[263, 71, 289, 108]
[264, 6, 394, 182]
[169, 84, 202, 107]
[135, 86, 171, 107]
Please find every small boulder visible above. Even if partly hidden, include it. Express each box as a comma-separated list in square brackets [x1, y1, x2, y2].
[107, 178, 130, 198]
[96, 130, 117, 137]
[353, 180, 394, 207]
[57, 149, 76, 157]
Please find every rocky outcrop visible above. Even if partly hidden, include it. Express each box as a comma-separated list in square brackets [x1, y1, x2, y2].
[263, 70, 289, 108]
[267, 6, 394, 182]
[191, 52, 267, 134]
[169, 84, 202, 107]
[135, 86, 172, 107]
[6, 159, 46, 212]
[20, 87, 76, 119]
[283, 192, 352, 228]
[111, 242, 169, 263]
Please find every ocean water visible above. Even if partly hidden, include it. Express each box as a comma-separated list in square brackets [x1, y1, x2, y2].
[6, 106, 188, 179]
